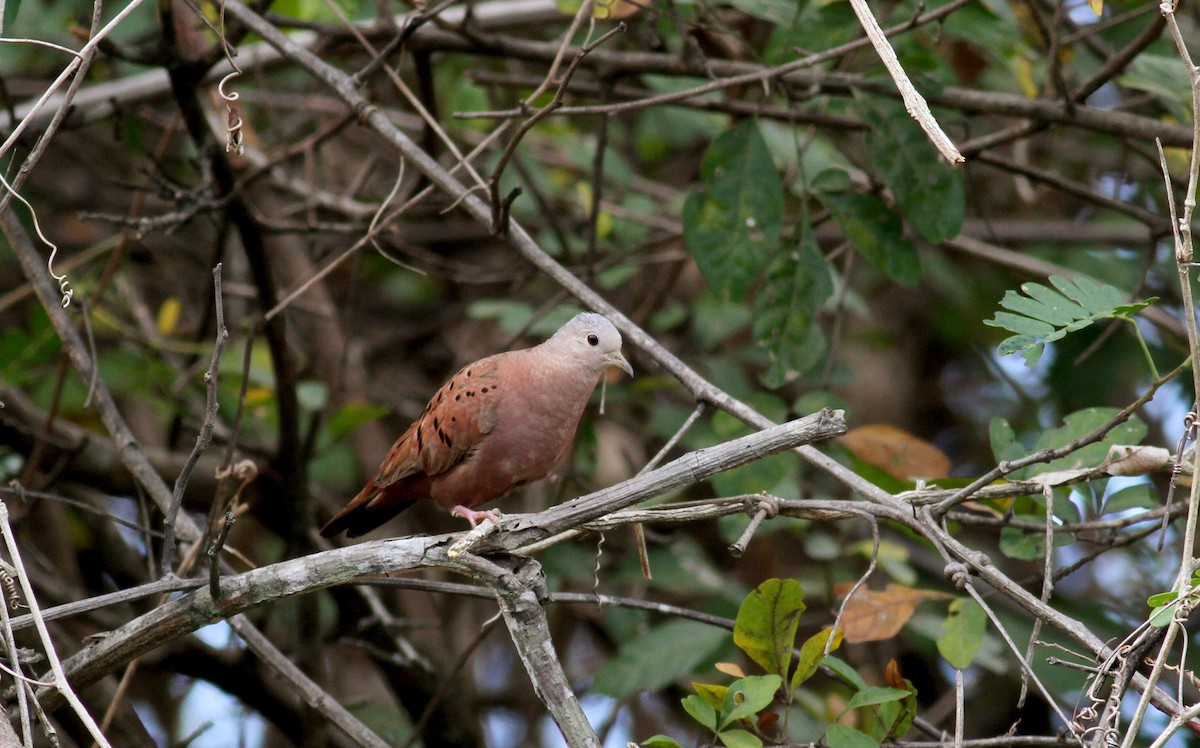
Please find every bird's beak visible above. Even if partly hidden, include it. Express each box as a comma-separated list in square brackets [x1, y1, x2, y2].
[606, 350, 633, 378]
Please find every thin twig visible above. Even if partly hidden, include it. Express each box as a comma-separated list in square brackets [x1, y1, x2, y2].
[162, 264, 229, 575]
[0, 500, 112, 747]
[487, 21, 626, 232]
[227, 616, 391, 748]
[933, 363, 1183, 516]
[208, 511, 237, 602]
[845, 0, 963, 164]
[1121, 2, 1200, 741]
[0, 547, 32, 747]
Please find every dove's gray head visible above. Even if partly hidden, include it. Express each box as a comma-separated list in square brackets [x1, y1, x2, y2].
[547, 312, 633, 377]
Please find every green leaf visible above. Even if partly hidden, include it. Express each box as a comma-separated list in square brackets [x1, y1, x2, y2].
[859, 96, 964, 242]
[1102, 483, 1158, 513]
[683, 121, 784, 298]
[752, 232, 834, 388]
[692, 294, 752, 352]
[642, 736, 687, 748]
[825, 724, 879, 748]
[1030, 407, 1147, 477]
[1120, 54, 1193, 121]
[720, 675, 782, 728]
[845, 686, 912, 711]
[467, 299, 536, 332]
[984, 276, 1156, 368]
[823, 655, 867, 689]
[1147, 591, 1177, 607]
[791, 627, 842, 690]
[988, 418, 1024, 464]
[723, 0, 796, 25]
[733, 579, 806, 679]
[988, 310, 1057, 338]
[872, 678, 918, 740]
[1048, 275, 1132, 314]
[766, 0, 858, 66]
[3, 0, 22, 32]
[819, 190, 921, 286]
[998, 521, 1074, 561]
[936, 598, 987, 669]
[718, 729, 764, 748]
[1149, 603, 1176, 628]
[326, 402, 390, 445]
[682, 694, 719, 731]
[592, 620, 729, 698]
[297, 380, 329, 412]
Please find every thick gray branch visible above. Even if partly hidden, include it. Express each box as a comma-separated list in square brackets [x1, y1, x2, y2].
[458, 555, 599, 748]
[36, 412, 843, 713]
[486, 409, 846, 551]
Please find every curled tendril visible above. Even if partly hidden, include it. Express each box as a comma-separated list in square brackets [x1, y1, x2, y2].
[219, 70, 244, 155]
[1184, 410, 1199, 439]
[47, 246, 73, 308]
[0, 569, 22, 611]
[1, 170, 72, 308]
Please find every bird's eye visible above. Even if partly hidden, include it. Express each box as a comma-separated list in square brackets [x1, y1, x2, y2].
[587, 333, 599, 346]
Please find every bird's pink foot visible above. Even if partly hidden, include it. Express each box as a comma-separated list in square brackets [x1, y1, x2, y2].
[450, 505, 503, 529]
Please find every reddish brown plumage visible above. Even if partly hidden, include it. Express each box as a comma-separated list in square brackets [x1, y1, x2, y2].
[320, 313, 632, 537]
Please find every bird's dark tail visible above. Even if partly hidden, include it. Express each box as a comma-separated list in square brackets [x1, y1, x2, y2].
[320, 483, 418, 538]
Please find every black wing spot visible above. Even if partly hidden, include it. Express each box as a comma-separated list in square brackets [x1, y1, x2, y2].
[481, 387, 489, 393]
[455, 394, 462, 401]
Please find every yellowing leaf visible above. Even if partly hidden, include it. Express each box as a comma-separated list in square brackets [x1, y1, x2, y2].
[157, 297, 182, 337]
[733, 578, 806, 679]
[1086, 0, 1101, 16]
[576, 182, 595, 213]
[593, 0, 641, 19]
[692, 682, 728, 711]
[596, 209, 613, 238]
[1165, 147, 1191, 175]
[835, 584, 952, 643]
[245, 386, 274, 406]
[791, 627, 842, 690]
[1013, 56, 1038, 98]
[840, 424, 950, 480]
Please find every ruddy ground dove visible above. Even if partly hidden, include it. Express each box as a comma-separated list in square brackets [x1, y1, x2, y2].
[320, 313, 633, 537]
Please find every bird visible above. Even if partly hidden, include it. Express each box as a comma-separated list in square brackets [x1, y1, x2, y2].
[320, 312, 633, 538]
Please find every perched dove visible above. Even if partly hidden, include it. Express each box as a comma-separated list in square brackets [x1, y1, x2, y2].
[320, 313, 633, 537]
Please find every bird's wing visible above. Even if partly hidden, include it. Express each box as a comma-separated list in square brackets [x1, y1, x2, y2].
[374, 355, 503, 486]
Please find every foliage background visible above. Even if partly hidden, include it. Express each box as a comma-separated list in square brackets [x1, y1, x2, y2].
[0, 0, 1198, 744]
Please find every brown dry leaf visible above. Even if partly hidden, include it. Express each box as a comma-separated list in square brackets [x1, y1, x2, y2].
[1104, 445, 1172, 476]
[839, 424, 951, 480]
[885, 659, 905, 689]
[835, 583, 953, 644]
[714, 662, 746, 678]
[960, 500, 1005, 517]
